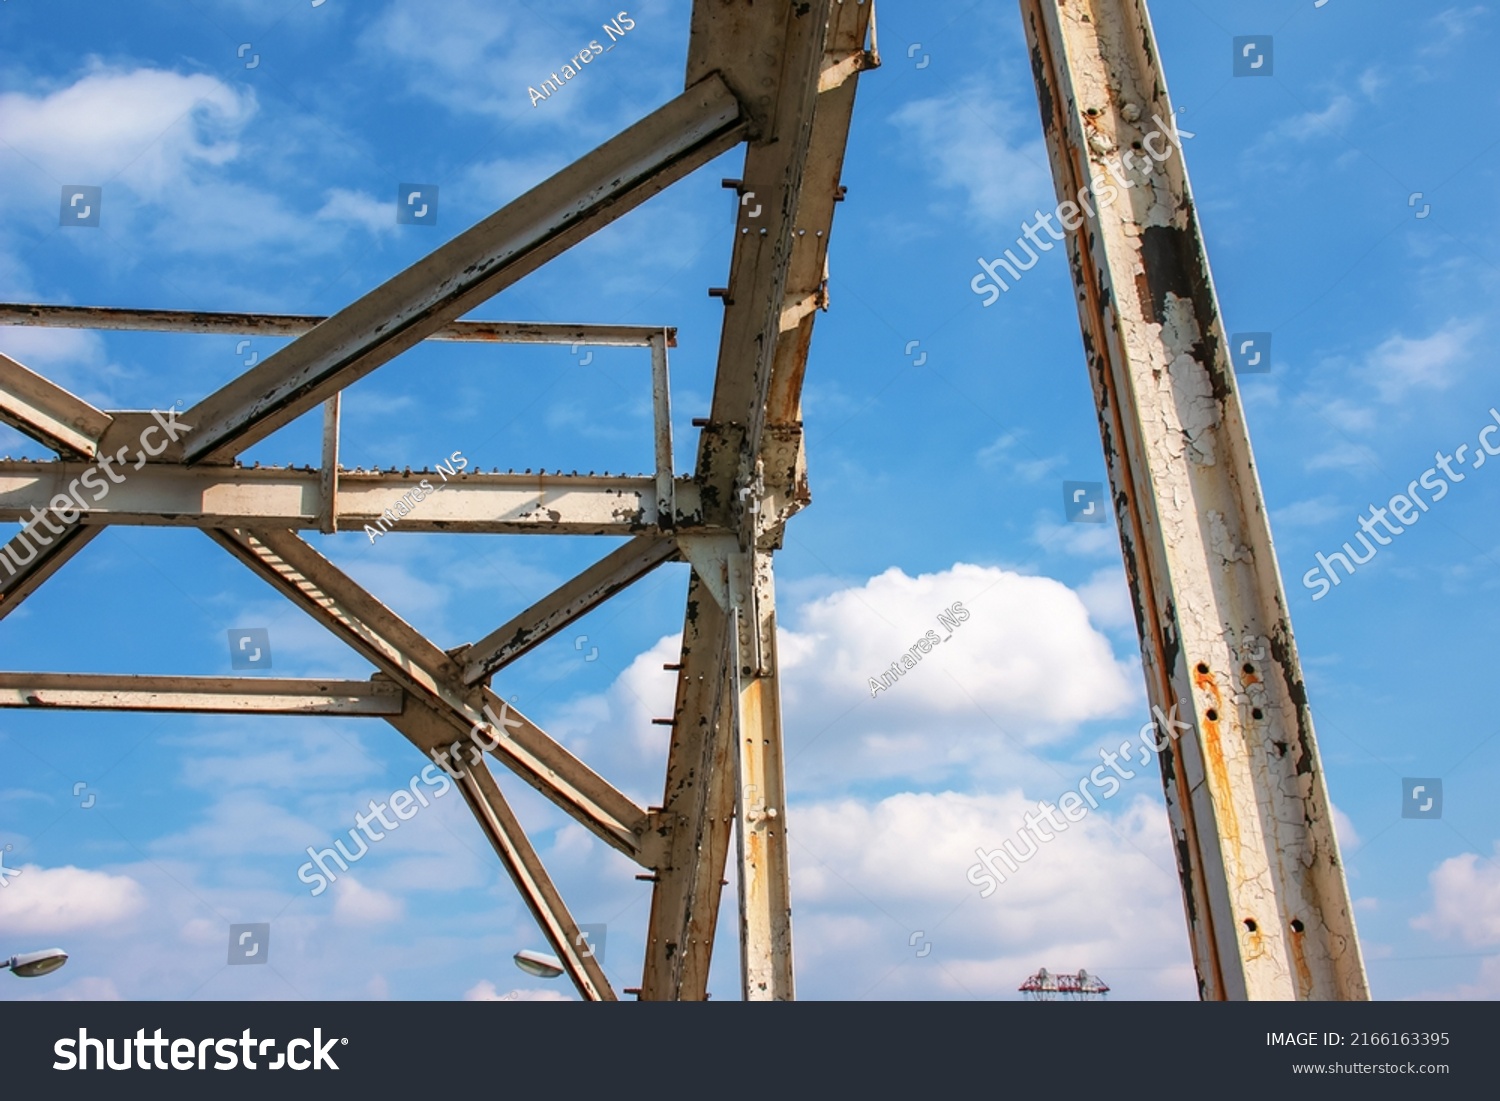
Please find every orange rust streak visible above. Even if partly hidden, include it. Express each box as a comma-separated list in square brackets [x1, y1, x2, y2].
[1195, 669, 1240, 863]
[1289, 927, 1313, 998]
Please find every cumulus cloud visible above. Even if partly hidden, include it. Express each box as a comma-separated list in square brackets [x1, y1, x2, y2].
[0, 865, 147, 935]
[0, 65, 254, 197]
[890, 80, 1052, 230]
[1412, 843, 1500, 946]
[331, 877, 404, 925]
[791, 790, 1193, 999]
[781, 562, 1136, 734]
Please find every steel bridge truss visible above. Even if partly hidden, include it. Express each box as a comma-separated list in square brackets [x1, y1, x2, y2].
[0, 0, 1367, 1002]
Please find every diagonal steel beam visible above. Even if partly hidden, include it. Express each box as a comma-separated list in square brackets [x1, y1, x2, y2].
[205, 526, 656, 866]
[386, 704, 616, 1001]
[459, 535, 679, 686]
[1021, 0, 1367, 1000]
[0, 352, 113, 460]
[178, 76, 747, 464]
[0, 521, 100, 622]
[0, 673, 404, 715]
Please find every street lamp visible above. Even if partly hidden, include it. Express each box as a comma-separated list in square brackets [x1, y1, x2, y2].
[512, 949, 563, 979]
[6, 948, 68, 978]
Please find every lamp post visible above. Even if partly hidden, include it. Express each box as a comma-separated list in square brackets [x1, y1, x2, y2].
[5, 948, 68, 978]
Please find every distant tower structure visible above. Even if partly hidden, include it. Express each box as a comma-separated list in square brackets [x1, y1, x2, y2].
[1020, 968, 1110, 1001]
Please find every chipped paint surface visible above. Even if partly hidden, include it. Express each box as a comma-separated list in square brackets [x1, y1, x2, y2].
[1021, 0, 1368, 1001]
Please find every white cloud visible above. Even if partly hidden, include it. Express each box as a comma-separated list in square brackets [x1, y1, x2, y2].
[1331, 803, 1361, 852]
[791, 790, 1194, 999]
[1365, 319, 1479, 403]
[549, 562, 1140, 800]
[890, 80, 1052, 230]
[331, 877, 404, 925]
[316, 188, 398, 236]
[1075, 567, 1135, 632]
[0, 65, 254, 198]
[1412, 843, 1500, 946]
[1274, 95, 1355, 143]
[783, 563, 1135, 735]
[0, 865, 147, 935]
[464, 979, 572, 1001]
[976, 432, 1063, 483]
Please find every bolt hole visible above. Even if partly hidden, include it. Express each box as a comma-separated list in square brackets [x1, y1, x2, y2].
[1205, 708, 1218, 722]
[1252, 708, 1263, 720]
[1196, 662, 1209, 674]
[1243, 918, 1258, 933]
[1085, 107, 1100, 116]
[1290, 919, 1305, 933]
[1242, 663, 1255, 674]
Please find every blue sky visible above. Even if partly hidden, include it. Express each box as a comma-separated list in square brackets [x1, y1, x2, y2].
[0, 0, 1496, 1002]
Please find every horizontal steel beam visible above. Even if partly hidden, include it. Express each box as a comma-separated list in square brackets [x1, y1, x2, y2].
[0, 673, 404, 715]
[0, 304, 675, 348]
[460, 535, 680, 686]
[0, 352, 113, 460]
[0, 461, 706, 535]
[179, 75, 746, 463]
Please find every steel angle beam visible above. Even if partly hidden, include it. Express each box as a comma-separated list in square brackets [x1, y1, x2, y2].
[0, 303, 675, 348]
[640, 571, 737, 1000]
[0, 673, 404, 715]
[0, 462, 705, 536]
[460, 535, 680, 686]
[0, 522, 99, 622]
[205, 527, 654, 866]
[0, 352, 113, 460]
[386, 704, 615, 1002]
[1020, 0, 1367, 1000]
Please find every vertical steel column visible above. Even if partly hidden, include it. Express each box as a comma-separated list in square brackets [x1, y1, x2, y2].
[728, 550, 794, 1000]
[1020, 0, 1368, 1000]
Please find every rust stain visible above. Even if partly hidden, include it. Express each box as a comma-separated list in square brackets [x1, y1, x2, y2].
[1289, 925, 1313, 998]
[1194, 665, 1239, 861]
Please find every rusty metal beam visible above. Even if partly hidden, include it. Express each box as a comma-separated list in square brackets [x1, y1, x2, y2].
[640, 572, 737, 1000]
[459, 535, 680, 687]
[0, 673, 404, 715]
[0, 352, 113, 460]
[386, 704, 615, 1001]
[0, 461, 705, 536]
[178, 76, 746, 463]
[1021, 0, 1367, 1000]
[206, 526, 656, 866]
[0, 303, 676, 348]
